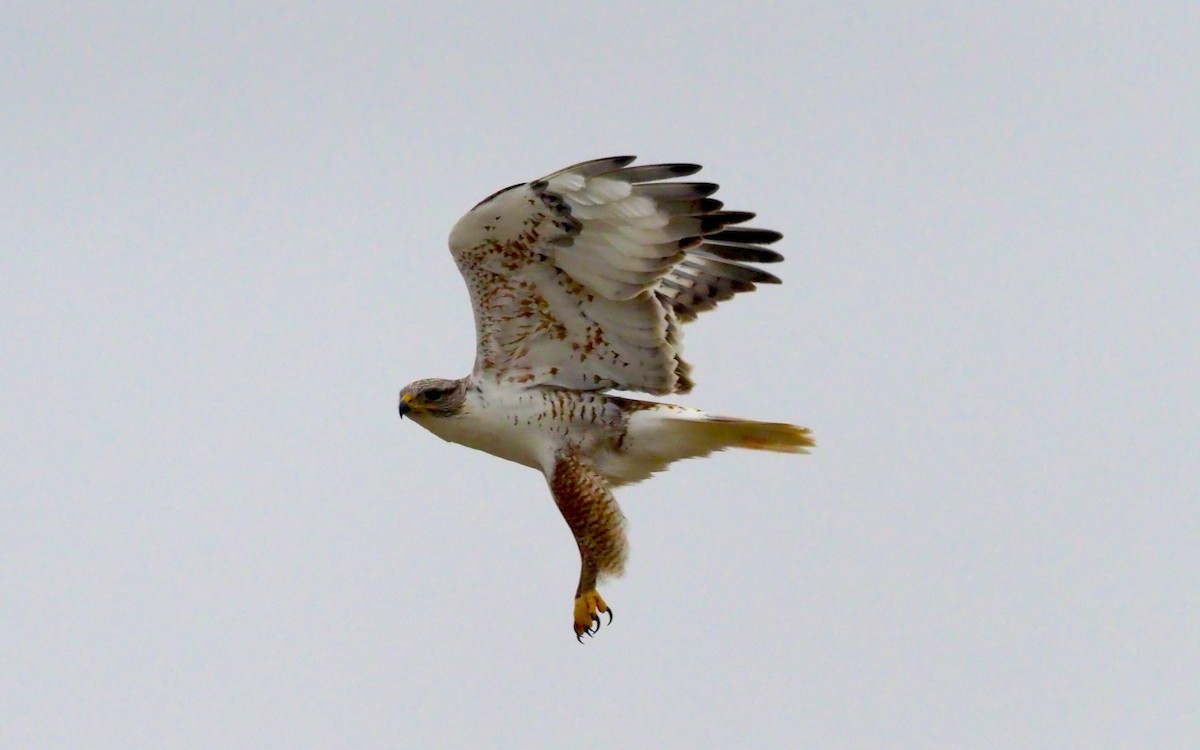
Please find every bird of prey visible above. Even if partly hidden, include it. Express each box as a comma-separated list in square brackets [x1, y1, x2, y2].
[398, 156, 813, 640]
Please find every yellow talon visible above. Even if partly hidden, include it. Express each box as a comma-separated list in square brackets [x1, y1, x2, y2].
[573, 590, 611, 640]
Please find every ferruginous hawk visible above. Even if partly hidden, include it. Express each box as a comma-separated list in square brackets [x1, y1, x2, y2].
[398, 156, 813, 640]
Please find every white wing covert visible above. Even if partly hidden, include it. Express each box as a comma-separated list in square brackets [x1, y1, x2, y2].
[447, 156, 784, 396]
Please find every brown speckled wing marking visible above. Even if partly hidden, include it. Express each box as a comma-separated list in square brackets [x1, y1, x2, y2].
[548, 449, 627, 596]
[447, 156, 785, 396]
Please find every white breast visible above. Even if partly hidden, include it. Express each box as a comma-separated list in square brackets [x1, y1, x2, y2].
[409, 384, 558, 472]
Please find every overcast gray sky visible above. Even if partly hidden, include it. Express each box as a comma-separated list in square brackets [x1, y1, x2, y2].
[3, 3, 1197, 748]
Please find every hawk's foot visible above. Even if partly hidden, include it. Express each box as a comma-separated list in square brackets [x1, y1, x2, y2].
[573, 590, 613, 641]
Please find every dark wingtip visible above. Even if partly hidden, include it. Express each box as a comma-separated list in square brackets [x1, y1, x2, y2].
[699, 211, 755, 233]
[709, 227, 784, 246]
[604, 155, 638, 169]
[660, 163, 703, 178]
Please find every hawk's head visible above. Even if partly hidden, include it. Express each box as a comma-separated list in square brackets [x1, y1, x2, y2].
[398, 378, 467, 420]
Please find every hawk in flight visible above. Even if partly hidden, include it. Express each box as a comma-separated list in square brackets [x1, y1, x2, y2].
[398, 156, 813, 640]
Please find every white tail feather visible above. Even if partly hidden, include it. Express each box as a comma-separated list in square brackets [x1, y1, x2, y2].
[599, 405, 814, 486]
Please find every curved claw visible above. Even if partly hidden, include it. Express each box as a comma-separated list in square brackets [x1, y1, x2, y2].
[573, 590, 612, 642]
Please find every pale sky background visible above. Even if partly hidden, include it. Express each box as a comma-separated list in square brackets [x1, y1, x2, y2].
[2, 3, 1197, 748]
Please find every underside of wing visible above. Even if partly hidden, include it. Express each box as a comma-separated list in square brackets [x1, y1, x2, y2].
[448, 156, 784, 395]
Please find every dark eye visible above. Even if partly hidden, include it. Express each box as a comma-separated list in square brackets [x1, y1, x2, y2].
[424, 387, 447, 401]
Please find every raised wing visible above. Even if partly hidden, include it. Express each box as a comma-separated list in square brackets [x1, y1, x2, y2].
[448, 156, 784, 395]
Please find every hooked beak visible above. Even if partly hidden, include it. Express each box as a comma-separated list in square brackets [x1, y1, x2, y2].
[398, 401, 411, 419]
